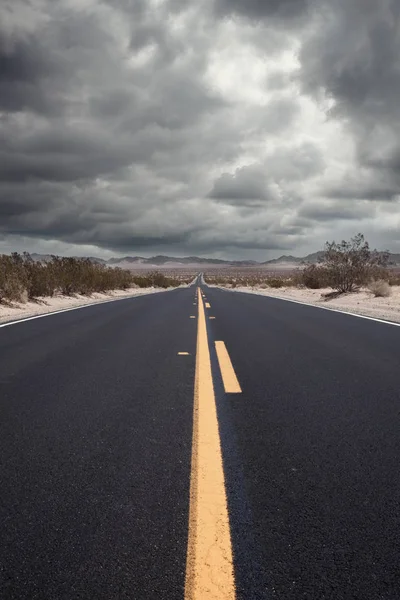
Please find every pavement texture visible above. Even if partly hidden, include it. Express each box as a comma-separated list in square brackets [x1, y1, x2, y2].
[2, 281, 400, 599]
[0, 288, 196, 600]
[205, 286, 400, 600]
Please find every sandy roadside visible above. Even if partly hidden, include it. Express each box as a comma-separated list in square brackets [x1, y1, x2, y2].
[0, 286, 177, 325]
[212, 284, 400, 324]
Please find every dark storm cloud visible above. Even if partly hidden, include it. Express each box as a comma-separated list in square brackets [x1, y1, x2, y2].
[299, 201, 376, 222]
[0, 0, 235, 253]
[0, 31, 63, 114]
[1, 0, 399, 258]
[214, 0, 309, 21]
[208, 165, 275, 205]
[0, 35, 49, 83]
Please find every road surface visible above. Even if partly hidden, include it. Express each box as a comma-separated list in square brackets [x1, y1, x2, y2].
[1, 281, 400, 599]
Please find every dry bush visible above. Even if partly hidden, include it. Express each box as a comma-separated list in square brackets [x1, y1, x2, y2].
[265, 277, 285, 288]
[300, 264, 327, 289]
[368, 280, 392, 297]
[322, 233, 389, 293]
[0, 254, 188, 305]
[131, 271, 183, 289]
[0, 255, 27, 303]
[387, 271, 400, 286]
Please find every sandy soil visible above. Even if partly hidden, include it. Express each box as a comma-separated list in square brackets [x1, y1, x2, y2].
[0, 286, 173, 325]
[216, 284, 400, 323]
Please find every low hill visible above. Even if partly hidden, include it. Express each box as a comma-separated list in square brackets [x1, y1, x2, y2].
[23, 251, 400, 268]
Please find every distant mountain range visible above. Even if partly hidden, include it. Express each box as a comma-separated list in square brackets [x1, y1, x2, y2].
[28, 251, 400, 268]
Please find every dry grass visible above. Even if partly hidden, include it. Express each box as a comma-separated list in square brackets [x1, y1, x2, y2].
[368, 280, 392, 297]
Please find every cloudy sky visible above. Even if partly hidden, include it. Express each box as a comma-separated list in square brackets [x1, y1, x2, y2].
[1, 0, 399, 259]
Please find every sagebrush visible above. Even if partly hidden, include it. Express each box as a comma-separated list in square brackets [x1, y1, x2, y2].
[368, 279, 392, 298]
[0, 253, 186, 304]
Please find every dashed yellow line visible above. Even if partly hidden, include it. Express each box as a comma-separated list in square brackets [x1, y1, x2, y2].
[185, 289, 236, 600]
[215, 342, 242, 394]
[178, 352, 190, 356]
[205, 302, 211, 308]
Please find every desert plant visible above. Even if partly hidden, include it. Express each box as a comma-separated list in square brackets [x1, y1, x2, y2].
[265, 277, 285, 288]
[0, 255, 27, 303]
[387, 271, 400, 286]
[300, 263, 327, 289]
[0, 253, 192, 305]
[321, 233, 389, 293]
[368, 279, 392, 297]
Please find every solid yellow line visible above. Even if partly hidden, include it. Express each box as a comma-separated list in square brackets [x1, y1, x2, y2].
[185, 289, 236, 600]
[215, 342, 242, 394]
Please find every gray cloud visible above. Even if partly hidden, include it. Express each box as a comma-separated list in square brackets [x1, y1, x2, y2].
[300, 0, 400, 191]
[214, 0, 310, 22]
[0, 0, 399, 259]
[325, 184, 398, 202]
[208, 165, 275, 205]
[299, 201, 376, 222]
[265, 143, 325, 181]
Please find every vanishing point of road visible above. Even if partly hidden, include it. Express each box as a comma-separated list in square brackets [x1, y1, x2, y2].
[1, 278, 400, 599]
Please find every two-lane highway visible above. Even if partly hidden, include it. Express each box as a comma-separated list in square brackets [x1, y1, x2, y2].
[2, 281, 400, 599]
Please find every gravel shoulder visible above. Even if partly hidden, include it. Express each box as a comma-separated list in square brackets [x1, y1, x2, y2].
[213, 284, 400, 324]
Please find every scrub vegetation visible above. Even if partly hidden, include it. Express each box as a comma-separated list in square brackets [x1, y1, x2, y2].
[205, 234, 396, 294]
[0, 253, 186, 304]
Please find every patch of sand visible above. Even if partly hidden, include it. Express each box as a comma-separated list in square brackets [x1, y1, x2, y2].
[215, 285, 400, 324]
[0, 287, 171, 325]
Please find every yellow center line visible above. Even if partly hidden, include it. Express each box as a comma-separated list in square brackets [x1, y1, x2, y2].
[215, 342, 242, 394]
[185, 288, 236, 600]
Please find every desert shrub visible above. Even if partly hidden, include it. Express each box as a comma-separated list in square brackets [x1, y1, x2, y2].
[131, 271, 183, 289]
[368, 280, 392, 297]
[0, 253, 139, 303]
[387, 271, 400, 286]
[0, 253, 190, 305]
[0, 270, 26, 303]
[265, 277, 285, 288]
[300, 264, 327, 289]
[321, 233, 389, 293]
[20, 253, 56, 298]
[0, 255, 27, 303]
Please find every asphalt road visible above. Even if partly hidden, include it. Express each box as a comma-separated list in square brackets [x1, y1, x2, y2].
[0, 288, 196, 600]
[2, 281, 400, 599]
